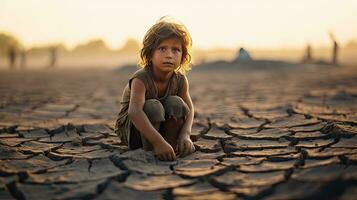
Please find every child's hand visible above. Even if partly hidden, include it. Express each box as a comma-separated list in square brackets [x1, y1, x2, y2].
[178, 135, 195, 157]
[153, 140, 176, 161]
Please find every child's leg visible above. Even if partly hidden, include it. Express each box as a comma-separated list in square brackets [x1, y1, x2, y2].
[140, 99, 165, 150]
[162, 117, 184, 152]
[161, 96, 189, 151]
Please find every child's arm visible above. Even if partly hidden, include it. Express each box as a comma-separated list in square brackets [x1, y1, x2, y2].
[178, 76, 195, 157]
[128, 78, 176, 161]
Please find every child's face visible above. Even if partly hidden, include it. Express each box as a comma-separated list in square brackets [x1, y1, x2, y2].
[151, 37, 182, 74]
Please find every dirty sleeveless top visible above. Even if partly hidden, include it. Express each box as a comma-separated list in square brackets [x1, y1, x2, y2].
[114, 66, 185, 145]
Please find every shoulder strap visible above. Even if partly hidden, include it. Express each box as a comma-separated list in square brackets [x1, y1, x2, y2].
[129, 67, 156, 99]
[129, 68, 148, 89]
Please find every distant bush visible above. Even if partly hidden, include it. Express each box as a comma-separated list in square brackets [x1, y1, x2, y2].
[0, 32, 22, 54]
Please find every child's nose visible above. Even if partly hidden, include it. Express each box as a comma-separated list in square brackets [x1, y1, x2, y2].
[165, 50, 173, 58]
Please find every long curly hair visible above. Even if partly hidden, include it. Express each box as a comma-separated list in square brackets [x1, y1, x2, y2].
[139, 17, 192, 74]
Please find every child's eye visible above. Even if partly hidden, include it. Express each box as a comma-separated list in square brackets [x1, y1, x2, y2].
[173, 48, 181, 53]
[158, 47, 166, 51]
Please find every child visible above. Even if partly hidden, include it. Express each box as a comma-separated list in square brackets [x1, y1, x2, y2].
[115, 17, 195, 161]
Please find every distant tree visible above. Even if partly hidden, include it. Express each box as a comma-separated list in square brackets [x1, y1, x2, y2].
[118, 38, 140, 54]
[0, 33, 22, 69]
[0, 32, 22, 54]
[72, 39, 110, 54]
[27, 43, 67, 56]
[345, 40, 357, 49]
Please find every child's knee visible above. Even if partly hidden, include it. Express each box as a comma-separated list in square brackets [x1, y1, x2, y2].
[163, 96, 189, 119]
[143, 99, 165, 123]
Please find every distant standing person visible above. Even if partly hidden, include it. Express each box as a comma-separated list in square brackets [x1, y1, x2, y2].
[303, 44, 312, 62]
[8, 46, 16, 69]
[329, 33, 339, 65]
[20, 48, 27, 69]
[48, 47, 57, 68]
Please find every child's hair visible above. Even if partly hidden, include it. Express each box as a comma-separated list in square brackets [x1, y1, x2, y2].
[139, 17, 192, 74]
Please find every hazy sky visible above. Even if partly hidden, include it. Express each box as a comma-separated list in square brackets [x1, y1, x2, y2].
[1, 0, 356, 49]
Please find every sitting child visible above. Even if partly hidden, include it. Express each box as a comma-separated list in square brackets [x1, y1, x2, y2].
[115, 17, 195, 161]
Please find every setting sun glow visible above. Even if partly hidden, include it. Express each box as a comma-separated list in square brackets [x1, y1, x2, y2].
[1, 0, 356, 49]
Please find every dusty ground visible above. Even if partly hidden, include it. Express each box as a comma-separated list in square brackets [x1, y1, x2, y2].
[0, 62, 356, 199]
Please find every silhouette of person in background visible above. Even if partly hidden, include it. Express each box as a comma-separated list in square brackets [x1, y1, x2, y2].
[303, 43, 312, 63]
[8, 46, 16, 69]
[329, 33, 339, 65]
[20, 48, 27, 69]
[48, 47, 57, 68]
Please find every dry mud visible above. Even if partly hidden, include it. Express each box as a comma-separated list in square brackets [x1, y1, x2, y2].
[0, 63, 356, 199]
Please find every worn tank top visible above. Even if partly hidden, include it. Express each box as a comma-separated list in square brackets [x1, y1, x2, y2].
[115, 66, 185, 131]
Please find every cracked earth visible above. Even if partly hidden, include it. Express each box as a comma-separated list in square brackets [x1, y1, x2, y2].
[0, 63, 356, 200]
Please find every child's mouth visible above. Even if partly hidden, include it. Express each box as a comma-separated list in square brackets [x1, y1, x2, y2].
[163, 62, 173, 65]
